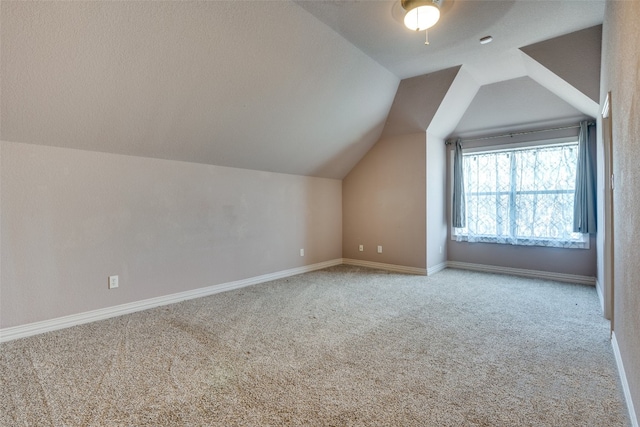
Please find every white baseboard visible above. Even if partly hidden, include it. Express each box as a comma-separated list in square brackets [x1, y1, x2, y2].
[427, 262, 447, 276]
[0, 259, 342, 343]
[0, 258, 599, 342]
[612, 332, 639, 427]
[342, 258, 427, 276]
[446, 261, 596, 285]
[596, 277, 605, 314]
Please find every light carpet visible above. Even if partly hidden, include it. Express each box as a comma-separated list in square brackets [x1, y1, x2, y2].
[0, 265, 630, 426]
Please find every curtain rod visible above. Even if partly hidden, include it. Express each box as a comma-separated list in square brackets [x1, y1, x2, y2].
[445, 121, 595, 145]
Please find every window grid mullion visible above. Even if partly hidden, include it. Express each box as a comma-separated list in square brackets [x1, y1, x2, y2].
[531, 150, 539, 238]
[509, 153, 517, 240]
[495, 156, 502, 236]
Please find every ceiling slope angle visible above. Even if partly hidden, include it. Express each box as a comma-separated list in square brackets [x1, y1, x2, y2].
[451, 76, 592, 140]
[296, 0, 606, 82]
[381, 66, 461, 138]
[0, 1, 399, 179]
[370, 19, 604, 143]
[521, 25, 602, 103]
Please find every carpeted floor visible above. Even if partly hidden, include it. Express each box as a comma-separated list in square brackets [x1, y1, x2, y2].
[0, 265, 630, 426]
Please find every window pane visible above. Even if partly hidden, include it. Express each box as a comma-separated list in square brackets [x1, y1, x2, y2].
[456, 142, 584, 248]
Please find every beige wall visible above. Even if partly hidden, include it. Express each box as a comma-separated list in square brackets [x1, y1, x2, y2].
[0, 141, 342, 328]
[446, 129, 598, 277]
[602, 0, 640, 421]
[342, 133, 426, 268]
[342, 68, 460, 271]
[448, 238, 597, 277]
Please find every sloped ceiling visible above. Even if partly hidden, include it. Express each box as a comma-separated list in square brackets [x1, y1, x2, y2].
[1, 1, 605, 179]
[296, 0, 605, 82]
[521, 25, 602, 103]
[452, 76, 590, 138]
[0, 1, 398, 179]
[382, 67, 461, 138]
[298, 1, 604, 143]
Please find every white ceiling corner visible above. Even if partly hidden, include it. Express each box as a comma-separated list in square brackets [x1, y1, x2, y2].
[519, 50, 600, 118]
[428, 67, 480, 139]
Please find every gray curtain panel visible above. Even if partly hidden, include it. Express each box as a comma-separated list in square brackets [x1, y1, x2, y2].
[573, 121, 597, 233]
[452, 139, 466, 228]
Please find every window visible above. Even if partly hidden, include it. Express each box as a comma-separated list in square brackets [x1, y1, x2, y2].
[453, 141, 588, 248]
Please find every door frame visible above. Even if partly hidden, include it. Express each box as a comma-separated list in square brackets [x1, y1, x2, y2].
[602, 91, 614, 328]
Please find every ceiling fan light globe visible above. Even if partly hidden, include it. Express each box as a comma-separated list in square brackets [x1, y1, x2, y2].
[404, 5, 440, 31]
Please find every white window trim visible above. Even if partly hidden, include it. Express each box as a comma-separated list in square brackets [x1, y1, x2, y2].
[461, 136, 578, 154]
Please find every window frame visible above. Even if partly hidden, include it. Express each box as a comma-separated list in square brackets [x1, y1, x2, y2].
[449, 136, 589, 249]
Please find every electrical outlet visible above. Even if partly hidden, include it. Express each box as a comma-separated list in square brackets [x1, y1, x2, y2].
[377, 245, 382, 253]
[108, 275, 119, 289]
[300, 248, 304, 257]
[359, 245, 364, 252]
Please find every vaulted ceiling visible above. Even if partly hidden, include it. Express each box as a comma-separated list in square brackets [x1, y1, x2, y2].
[453, 76, 589, 138]
[1, 1, 605, 179]
[297, 0, 604, 82]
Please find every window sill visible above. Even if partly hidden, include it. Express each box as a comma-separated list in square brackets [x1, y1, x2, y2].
[452, 234, 590, 249]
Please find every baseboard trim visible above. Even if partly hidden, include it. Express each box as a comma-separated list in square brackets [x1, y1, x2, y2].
[0, 259, 598, 342]
[0, 259, 343, 343]
[612, 332, 639, 427]
[446, 261, 596, 285]
[596, 278, 605, 314]
[342, 258, 427, 275]
[427, 262, 447, 276]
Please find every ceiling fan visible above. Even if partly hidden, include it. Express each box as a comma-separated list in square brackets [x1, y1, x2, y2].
[401, 0, 444, 45]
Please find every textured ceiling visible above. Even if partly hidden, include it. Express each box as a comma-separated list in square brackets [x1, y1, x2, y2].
[452, 76, 589, 138]
[1, 1, 398, 179]
[1, 1, 605, 178]
[297, 0, 605, 82]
